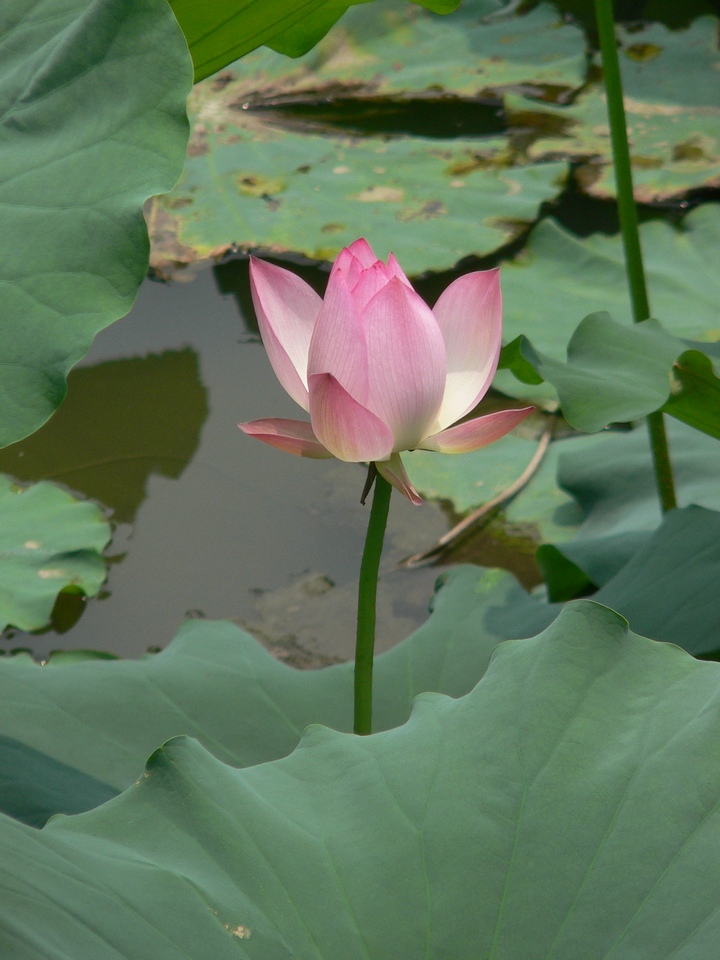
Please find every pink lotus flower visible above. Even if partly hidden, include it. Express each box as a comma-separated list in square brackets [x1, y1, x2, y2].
[239, 239, 533, 504]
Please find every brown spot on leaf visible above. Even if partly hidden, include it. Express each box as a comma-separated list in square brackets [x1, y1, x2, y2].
[447, 152, 507, 176]
[397, 200, 447, 222]
[236, 174, 286, 198]
[356, 186, 404, 202]
[164, 196, 193, 210]
[321, 223, 345, 234]
[624, 43, 662, 62]
[673, 137, 713, 162]
[630, 155, 663, 169]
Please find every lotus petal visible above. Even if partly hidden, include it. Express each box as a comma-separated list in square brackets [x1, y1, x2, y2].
[419, 406, 533, 454]
[249, 258, 321, 411]
[431, 269, 503, 432]
[309, 373, 394, 463]
[329, 237, 377, 288]
[376, 453, 423, 505]
[238, 418, 333, 459]
[364, 278, 446, 451]
[307, 271, 368, 406]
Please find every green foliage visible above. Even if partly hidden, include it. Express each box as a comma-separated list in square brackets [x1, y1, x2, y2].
[4, 495, 720, 827]
[149, 0, 586, 276]
[199, 0, 586, 102]
[407, 425, 589, 542]
[151, 127, 566, 277]
[532, 505, 720, 655]
[663, 347, 720, 439]
[0, 477, 111, 632]
[1, 0, 719, 951]
[4, 603, 720, 958]
[0, 0, 192, 449]
[0, 736, 117, 829]
[500, 313, 720, 435]
[0, 567, 524, 821]
[550, 421, 720, 588]
[409, 420, 720, 602]
[494, 205, 720, 401]
[170, 0, 463, 83]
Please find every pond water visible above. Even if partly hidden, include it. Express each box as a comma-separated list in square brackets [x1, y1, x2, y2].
[3, 186, 677, 664]
[2, 264, 461, 661]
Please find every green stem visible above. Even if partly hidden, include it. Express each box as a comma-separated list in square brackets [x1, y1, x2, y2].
[354, 468, 392, 735]
[594, 0, 677, 512]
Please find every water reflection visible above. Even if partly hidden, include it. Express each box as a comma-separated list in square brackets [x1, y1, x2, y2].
[1, 268, 445, 659]
[0, 349, 208, 525]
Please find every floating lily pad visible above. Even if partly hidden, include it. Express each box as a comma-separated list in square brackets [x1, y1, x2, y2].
[149, 0, 584, 276]
[510, 17, 720, 201]
[150, 123, 568, 275]
[0, 477, 111, 632]
[215, 1, 586, 104]
[614, 17, 720, 109]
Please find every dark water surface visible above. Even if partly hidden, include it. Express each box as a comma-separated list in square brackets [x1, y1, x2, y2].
[1, 267, 447, 660]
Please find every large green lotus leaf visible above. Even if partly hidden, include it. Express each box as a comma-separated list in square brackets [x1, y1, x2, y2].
[582, 506, 720, 655]
[0, 350, 208, 525]
[510, 17, 720, 201]
[0, 736, 118, 829]
[547, 420, 720, 589]
[204, 1, 585, 105]
[4, 602, 720, 958]
[511, 505, 720, 655]
[0, 476, 111, 632]
[150, 121, 567, 275]
[501, 313, 720, 434]
[170, 0, 462, 83]
[4, 500, 720, 826]
[0, 565, 529, 818]
[0, 0, 191, 449]
[494, 205, 720, 400]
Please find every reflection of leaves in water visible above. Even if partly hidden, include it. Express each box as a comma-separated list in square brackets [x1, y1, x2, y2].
[0, 350, 208, 524]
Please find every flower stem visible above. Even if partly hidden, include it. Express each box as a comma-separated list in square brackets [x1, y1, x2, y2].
[594, 0, 677, 512]
[354, 467, 392, 735]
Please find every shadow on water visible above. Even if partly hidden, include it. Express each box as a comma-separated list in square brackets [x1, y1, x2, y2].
[0, 350, 208, 526]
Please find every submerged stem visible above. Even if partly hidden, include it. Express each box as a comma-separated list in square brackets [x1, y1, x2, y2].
[354, 467, 392, 735]
[594, 0, 677, 511]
